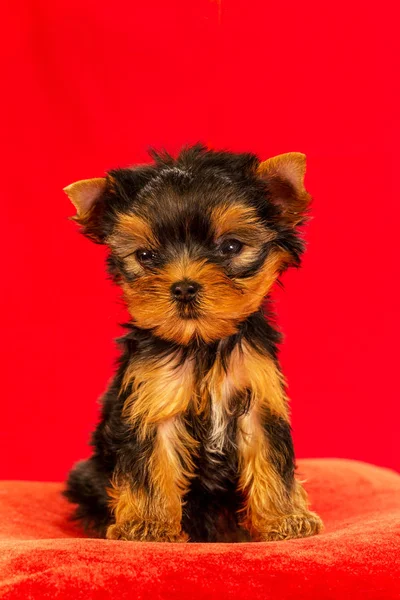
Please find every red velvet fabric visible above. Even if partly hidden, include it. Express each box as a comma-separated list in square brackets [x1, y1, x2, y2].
[1, 459, 399, 599]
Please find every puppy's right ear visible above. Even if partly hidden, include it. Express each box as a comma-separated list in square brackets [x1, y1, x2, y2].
[63, 177, 112, 243]
[63, 178, 107, 220]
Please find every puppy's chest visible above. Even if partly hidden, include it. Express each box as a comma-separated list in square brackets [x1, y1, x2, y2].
[155, 345, 252, 417]
[122, 346, 247, 427]
[122, 342, 287, 434]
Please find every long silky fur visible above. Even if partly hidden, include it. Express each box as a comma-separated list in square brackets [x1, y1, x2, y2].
[64, 145, 322, 542]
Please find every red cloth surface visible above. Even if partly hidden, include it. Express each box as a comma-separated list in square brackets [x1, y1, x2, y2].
[1, 459, 399, 599]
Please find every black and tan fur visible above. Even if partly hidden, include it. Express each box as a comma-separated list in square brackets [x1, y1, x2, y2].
[63, 145, 323, 542]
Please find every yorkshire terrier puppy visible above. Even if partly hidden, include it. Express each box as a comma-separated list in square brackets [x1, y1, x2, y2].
[63, 144, 323, 543]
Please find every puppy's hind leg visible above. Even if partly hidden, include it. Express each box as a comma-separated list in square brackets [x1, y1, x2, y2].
[64, 457, 112, 537]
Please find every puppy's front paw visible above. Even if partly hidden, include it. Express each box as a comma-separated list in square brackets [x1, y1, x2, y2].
[257, 511, 323, 542]
[106, 521, 188, 542]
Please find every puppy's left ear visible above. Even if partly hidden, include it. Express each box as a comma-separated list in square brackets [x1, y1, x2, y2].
[257, 153, 311, 227]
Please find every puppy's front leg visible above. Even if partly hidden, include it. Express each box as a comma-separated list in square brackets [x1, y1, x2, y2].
[107, 417, 195, 542]
[236, 348, 323, 541]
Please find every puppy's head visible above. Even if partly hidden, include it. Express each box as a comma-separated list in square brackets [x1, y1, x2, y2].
[64, 145, 310, 345]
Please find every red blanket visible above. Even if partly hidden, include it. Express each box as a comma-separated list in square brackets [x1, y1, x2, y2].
[1, 459, 399, 599]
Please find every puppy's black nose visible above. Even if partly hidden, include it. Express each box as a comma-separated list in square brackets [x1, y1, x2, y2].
[171, 280, 200, 303]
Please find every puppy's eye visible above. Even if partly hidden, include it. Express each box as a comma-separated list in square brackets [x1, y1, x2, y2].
[219, 239, 244, 257]
[135, 248, 157, 265]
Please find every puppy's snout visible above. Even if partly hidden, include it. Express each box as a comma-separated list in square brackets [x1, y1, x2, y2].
[171, 280, 201, 303]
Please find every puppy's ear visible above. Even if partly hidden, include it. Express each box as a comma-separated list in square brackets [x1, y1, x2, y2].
[63, 178, 107, 220]
[257, 153, 311, 227]
[64, 177, 114, 243]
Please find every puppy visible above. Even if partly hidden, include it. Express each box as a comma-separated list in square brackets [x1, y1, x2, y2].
[63, 144, 323, 542]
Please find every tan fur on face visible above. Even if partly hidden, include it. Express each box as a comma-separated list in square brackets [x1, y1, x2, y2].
[236, 249, 291, 309]
[122, 249, 289, 345]
[108, 200, 289, 345]
[114, 213, 158, 248]
[108, 213, 159, 276]
[210, 203, 277, 271]
[211, 203, 272, 242]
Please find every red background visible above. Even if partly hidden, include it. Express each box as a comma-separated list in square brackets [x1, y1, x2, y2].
[1, 0, 398, 481]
